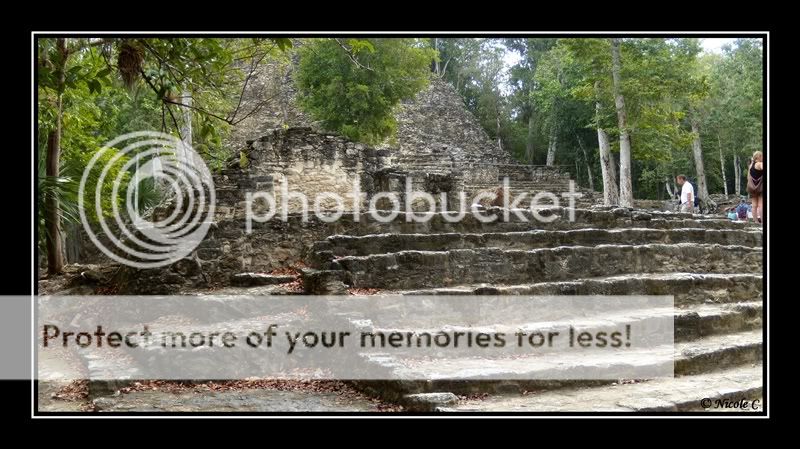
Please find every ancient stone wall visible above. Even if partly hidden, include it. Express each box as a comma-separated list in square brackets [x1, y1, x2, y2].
[120, 215, 341, 294]
[216, 127, 389, 216]
[111, 69, 594, 294]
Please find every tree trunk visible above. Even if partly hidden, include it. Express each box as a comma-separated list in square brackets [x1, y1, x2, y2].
[610, 38, 633, 208]
[718, 133, 728, 196]
[609, 151, 619, 186]
[672, 171, 679, 198]
[64, 223, 84, 263]
[281, 66, 291, 125]
[594, 83, 618, 206]
[525, 55, 539, 164]
[181, 89, 192, 145]
[440, 57, 451, 77]
[546, 125, 557, 166]
[575, 132, 594, 191]
[133, 154, 139, 215]
[734, 154, 741, 196]
[433, 38, 440, 75]
[495, 106, 503, 152]
[45, 126, 64, 274]
[665, 179, 674, 198]
[526, 106, 535, 163]
[585, 159, 594, 191]
[597, 128, 618, 205]
[45, 38, 68, 275]
[690, 116, 710, 203]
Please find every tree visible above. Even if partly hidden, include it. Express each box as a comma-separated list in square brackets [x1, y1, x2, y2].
[437, 37, 762, 203]
[532, 44, 571, 166]
[595, 81, 619, 205]
[42, 38, 68, 273]
[575, 131, 594, 190]
[37, 37, 291, 273]
[703, 39, 763, 197]
[506, 38, 556, 163]
[672, 38, 713, 209]
[559, 38, 619, 204]
[610, 38, 634, 207]
[473, 41, 508, 152]
[437, 38, 483, 95]
[295, 38, 435, 144]
[38, 38, 117, 274]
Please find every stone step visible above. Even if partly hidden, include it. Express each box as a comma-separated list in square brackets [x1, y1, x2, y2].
[467, 189, 584, 197]
[398, 272, 763, 306]
[466, 179, 574, 185]
[335, 244, 762, 290]
[466, 181, 573, 187]
[314, 228, 762, 259]
[241, 208, 760, 239]
[464, 185, 576, 192]
[230, 272, 298, 287]
[66, 308, 341, 400]
[438, 363, 763, 412]
[363, 301, 762, 344]
[91, 387, 387, 412]
[352, 330, 762, 397]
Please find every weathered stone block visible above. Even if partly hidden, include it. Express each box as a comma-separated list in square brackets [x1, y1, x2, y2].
[402, 392, 459, 412]
[230, 272, 297, 287]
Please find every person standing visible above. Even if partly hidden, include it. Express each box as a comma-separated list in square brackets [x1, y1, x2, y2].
[747, 151, 764, 224]
[676, 175, 695, 214]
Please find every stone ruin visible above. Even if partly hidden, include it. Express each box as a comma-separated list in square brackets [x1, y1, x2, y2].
[111, 77, 600, 294]
[51, 71, 763, 413]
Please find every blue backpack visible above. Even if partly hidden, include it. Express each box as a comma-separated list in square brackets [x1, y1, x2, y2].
[736, 203, 750, 220]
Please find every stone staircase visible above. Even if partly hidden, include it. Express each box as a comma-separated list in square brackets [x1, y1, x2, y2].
[52, 206, 764, 412]
[461, 163, 600, 209]
[305, 207, 764, 411]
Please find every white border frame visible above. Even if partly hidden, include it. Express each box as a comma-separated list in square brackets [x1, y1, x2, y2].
[31, 30, 769, 419]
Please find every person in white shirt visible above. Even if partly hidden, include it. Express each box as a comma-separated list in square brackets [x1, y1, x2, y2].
[676, 175, 694, 214]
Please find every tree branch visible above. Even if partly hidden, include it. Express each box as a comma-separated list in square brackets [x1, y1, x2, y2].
[439, 57, 452, 78]
[137, 39, 188, 85]
[230, 91, 284, 126]
[67, 38, 113, 54]
[333, 38, 375, 72]
[165, 103, 184, 143]
[228, 48, 272, 123]
[163, 98, 232, 124]
[161, 103, 167, 133]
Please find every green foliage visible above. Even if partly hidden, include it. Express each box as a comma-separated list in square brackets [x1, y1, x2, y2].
[35, 34, 763, 243]
[698, 38, 763, 193]
[36, 143, 132, 253]
[295, 38, 435, 144]
[436, 37, 762, 199]
[506, 37, 557, 119]
[36, 37, 292, 260]
[436, 38, 483, 99]
[39, 60, 132, 225]
[37, 158, 79, 254]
